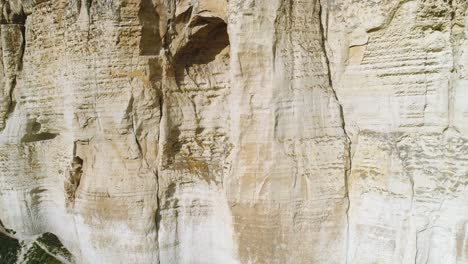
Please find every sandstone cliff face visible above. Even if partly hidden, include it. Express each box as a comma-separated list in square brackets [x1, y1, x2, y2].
[0, 0, 467, 263]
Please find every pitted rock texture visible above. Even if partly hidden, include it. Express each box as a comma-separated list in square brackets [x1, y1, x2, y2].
[0, 0, 467, 263]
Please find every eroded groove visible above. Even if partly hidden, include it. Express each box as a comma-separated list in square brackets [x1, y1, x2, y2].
[139, 0, 162, 55]
[154, 166, 161, 264]
[153, 3, 231, 261]
[318, 1, 352, 263]
[167, 15, 229, 167]
[65, 141, 86, 206]
[0, 1, 28, 131]
[445, 0, 463, 133]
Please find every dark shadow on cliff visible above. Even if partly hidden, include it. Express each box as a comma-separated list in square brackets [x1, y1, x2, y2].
[174, 18, 229, 86]
[139, 0, 162, 55]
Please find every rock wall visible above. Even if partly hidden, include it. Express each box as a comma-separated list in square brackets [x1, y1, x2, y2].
[0, 0, 467, 263]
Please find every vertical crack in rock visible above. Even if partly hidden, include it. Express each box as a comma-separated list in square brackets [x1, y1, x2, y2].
[154, 78, 163, 264]
[70, 156, 83, 199]
[445, 0, 463, 133]
[319, 1, 352, 263]
[396, 134, 417, 257]
[153, 163, 162, 264]
[77, 0, 92, 28]
[155, 1, 230, 259]
[66, 141, 84, 206]
[164, 0, 177, 47]
[139, 0, 162, 55]
[155, 66, 164, 264]
[126, 80, 144, 161]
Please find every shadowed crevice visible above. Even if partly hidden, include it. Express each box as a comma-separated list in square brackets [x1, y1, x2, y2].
[139, 0, 162, 55]
[0, 2, 28, 131]
[161, 23, 229, 169]
[319, 1, 352, 263]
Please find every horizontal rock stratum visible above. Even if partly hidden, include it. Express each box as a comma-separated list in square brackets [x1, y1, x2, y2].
[0, 0, 467, 263]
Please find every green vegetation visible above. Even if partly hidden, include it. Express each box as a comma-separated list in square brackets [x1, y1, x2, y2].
[23, 242, 63, 264]
[0, 231, 21, 263]
[0, 222, 73, 264]
[36, 233, 73, 262]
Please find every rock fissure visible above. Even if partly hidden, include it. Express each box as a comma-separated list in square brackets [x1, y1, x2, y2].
[319, 2, 352, 263]
[444, 0, 463, 133]
[0, 6, 26, 131]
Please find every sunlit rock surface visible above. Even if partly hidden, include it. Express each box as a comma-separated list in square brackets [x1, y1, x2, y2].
[0, 0, 467, 263]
